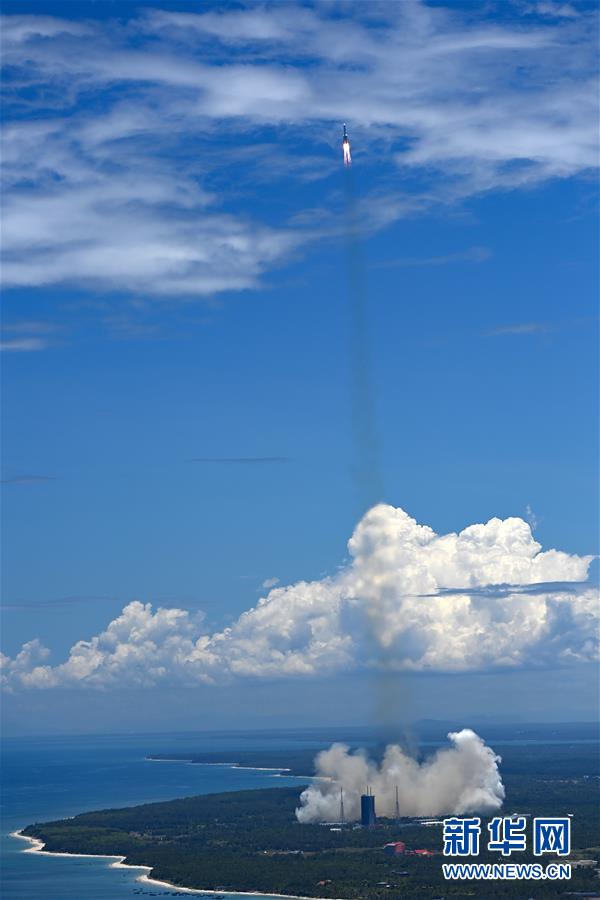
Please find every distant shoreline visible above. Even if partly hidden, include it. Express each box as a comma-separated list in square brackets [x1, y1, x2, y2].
[10, 830, 345, 900]
[145, 756, 292, 772]
[144, 756, 315, 779]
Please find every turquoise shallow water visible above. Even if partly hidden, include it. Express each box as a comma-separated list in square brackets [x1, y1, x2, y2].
[1, 732, 318, 900]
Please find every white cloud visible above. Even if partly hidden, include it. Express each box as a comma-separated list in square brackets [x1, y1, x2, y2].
[0, 337, 49, 352]
[487, 322, 551, 336]
[374, 246, 491, 269]
[2, 183, 298, 296]
[1, 639, 52, 691]
[1, 3, 597, 297]
[262, 577, 280, 589]
[522, 2, 579, 19]
[2, 505, 597, 690]
[525, 503, 540, 531]
[0, 14, 89, 44]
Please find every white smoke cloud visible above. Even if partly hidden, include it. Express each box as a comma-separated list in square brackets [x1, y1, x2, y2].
[296, 729, 505, 822]
[1, 506, 597, 690]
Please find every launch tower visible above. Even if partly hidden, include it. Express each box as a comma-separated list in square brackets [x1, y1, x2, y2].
[360, 787, 376, 827]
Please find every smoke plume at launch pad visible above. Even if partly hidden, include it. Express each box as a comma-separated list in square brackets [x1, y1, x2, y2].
[296, 728, 504, 822]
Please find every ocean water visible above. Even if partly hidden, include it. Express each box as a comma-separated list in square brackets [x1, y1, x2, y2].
[1, 731, 319, 900]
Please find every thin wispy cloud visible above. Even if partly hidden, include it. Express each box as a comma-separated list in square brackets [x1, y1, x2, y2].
[100, 313, 164, 341]
[0, 337, 49, 352]
[1, 318, 59, 351]
[262, 577, 280, 589]
[191, 456, 290, 464]
[525, 503, 540, 532]
[1, 595, 116, 611]
[486, 322, 553, 336]
[1, 2, 596, 299]
[521, 1, 579, 18]
[2, 320, 58, 335]
[373, 246, 491, 270]
[0, 474, 57, 485]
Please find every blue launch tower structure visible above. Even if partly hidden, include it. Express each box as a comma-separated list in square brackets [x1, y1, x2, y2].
[360, 788, 376, 827]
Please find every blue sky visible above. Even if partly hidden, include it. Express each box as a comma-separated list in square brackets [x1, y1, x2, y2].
[1, 0, 598, 734]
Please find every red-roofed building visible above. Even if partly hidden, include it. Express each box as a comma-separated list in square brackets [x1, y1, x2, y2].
[383, 841, 406, 855]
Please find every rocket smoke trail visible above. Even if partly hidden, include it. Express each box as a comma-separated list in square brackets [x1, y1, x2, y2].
[343, 163, 383, 513]
[332, 132, 501, 814]
[342, 131, 412, 739]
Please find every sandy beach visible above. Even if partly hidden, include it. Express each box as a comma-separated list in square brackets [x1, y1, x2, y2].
[10, 830, 345, 900]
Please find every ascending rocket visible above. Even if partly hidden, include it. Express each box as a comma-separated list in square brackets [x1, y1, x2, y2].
[342, 123, 351, 167]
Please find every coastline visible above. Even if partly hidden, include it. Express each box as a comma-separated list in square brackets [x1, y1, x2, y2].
[10, 830, 346, 900]
[145, 757, 294, 773]
[144, 757, 315, 780]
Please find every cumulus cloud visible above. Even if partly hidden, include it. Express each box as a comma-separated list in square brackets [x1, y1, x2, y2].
[296, 729, 504, 822]
[1, 505, 597, 691]
[1, 639, 52, 691]
[1, 2, 597, 297]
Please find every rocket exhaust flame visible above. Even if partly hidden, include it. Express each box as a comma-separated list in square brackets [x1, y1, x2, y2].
[342, 123, 351, 166]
